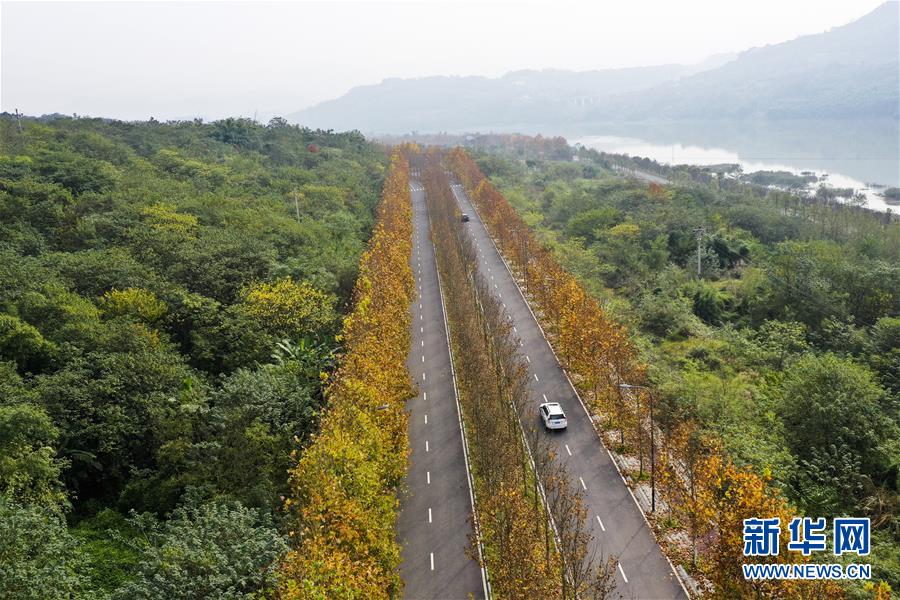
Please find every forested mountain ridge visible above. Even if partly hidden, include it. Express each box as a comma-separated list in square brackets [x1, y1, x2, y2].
[288, 57, 733, 132]
[0, 115, 388, 598]
[598, 0, 900, 120]
[290, 2, 898, 132]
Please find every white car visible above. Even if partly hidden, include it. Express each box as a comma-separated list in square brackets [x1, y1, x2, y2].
[539, 402, 567, 431]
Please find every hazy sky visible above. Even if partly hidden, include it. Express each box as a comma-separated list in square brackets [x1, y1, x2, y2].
[1, 0, 887, 121]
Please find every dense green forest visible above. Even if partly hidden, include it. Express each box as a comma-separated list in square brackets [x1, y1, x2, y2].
[0, 115, 386, 598]
[471, 147, 900, 595]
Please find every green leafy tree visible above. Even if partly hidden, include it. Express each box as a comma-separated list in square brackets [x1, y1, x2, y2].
[867, 316, 900, 396]
[34, 148, 119, 195]
[0, 403, 67, 506]
[566, 206, 621, 243]
[0, 495, 87, 599]
[116, 499, 287, 600]
[0, 314, 56, 373]
[34, 336, 194, 503]
[778, 353, 898, 514]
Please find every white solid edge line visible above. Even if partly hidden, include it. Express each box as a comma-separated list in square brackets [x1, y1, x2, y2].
[454, 182, 689, 599]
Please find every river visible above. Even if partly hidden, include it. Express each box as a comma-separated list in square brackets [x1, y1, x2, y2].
[560, 118, 899, 213]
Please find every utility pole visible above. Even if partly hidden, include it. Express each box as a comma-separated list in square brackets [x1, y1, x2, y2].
[14, 109, 23, 133]
[693, 227, 705, 278]
[292, 191, 301, 222]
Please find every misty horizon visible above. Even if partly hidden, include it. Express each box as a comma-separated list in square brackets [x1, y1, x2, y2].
[1, 0, 892, 122]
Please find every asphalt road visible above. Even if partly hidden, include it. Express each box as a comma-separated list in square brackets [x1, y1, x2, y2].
[397, 181, 486, 600]
[451, 182, 688, 600]
[614, 165, 670, 185]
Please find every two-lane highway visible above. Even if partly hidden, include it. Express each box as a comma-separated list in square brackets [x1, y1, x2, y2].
[397, 181, 486, 600]
[451, 182, 688, 600]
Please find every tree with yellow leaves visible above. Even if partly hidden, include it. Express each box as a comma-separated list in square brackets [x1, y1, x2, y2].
[240, 277, 337, 338]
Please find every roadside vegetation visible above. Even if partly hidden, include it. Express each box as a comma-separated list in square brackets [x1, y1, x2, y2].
[278, 150, 415, 598]
[0, 115, 389, 598]
[447, 146, 896, 598]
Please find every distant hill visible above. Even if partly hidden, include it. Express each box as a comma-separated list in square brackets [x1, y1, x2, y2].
[288, 57, 735, 133]
[288, 2, 898, 133]
[594, 1, 899, 120]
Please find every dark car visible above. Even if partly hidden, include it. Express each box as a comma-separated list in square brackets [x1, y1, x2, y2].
[461, 213, 470, 222]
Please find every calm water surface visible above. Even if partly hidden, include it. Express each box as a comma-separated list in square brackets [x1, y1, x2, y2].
[558, 119, 900, 213]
